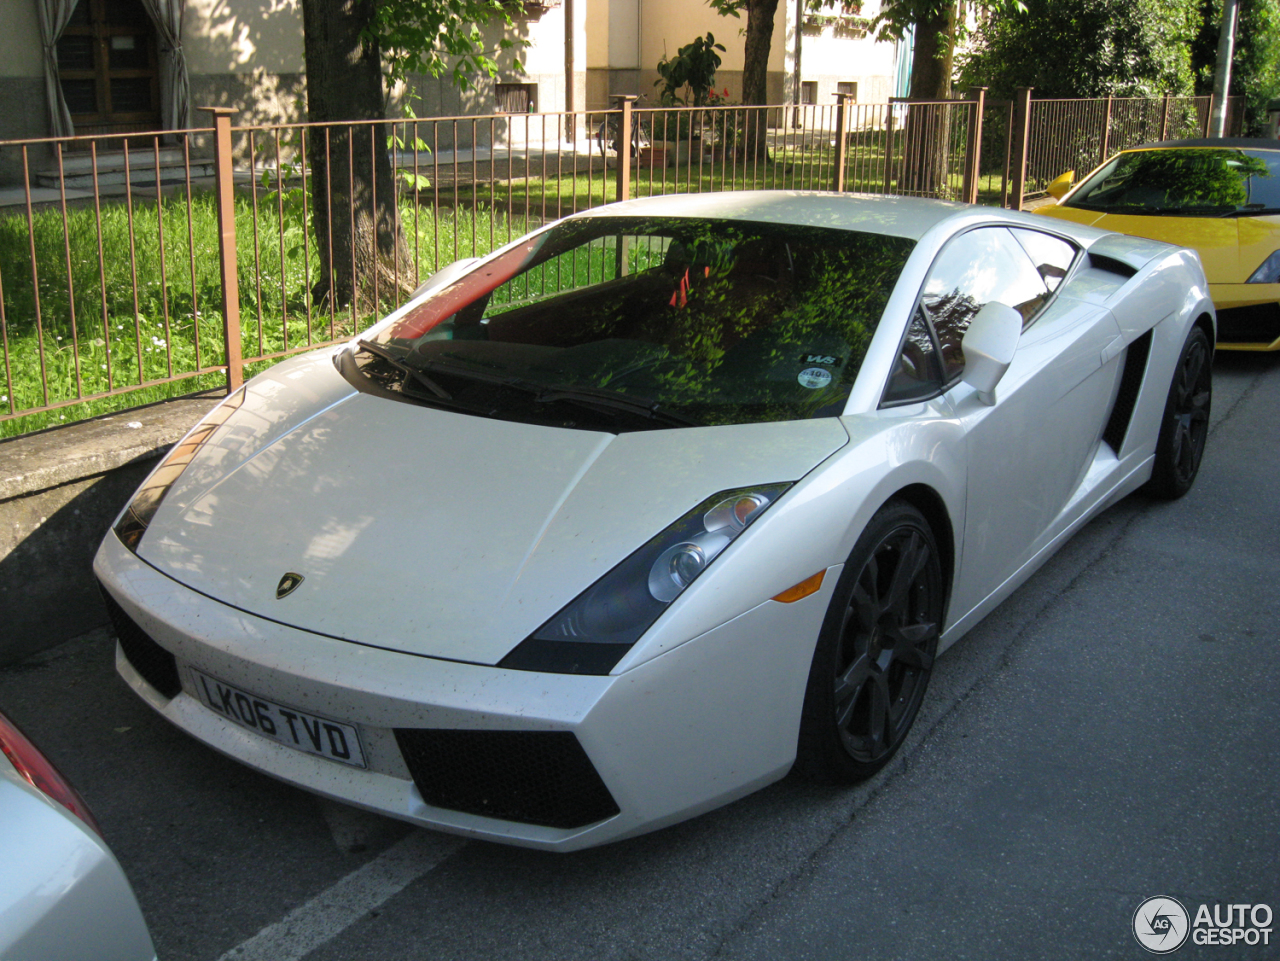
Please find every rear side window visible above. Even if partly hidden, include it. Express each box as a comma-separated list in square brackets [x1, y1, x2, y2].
[1011, 228, 1077, 293]
[919, 227, 1051, 381]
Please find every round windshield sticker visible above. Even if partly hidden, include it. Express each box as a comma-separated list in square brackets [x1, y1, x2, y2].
[798, 367, 833, 389]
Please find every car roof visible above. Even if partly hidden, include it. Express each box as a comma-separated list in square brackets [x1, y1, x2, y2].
[575, 190, 973, 242]
[1132, 137, 1280, 151]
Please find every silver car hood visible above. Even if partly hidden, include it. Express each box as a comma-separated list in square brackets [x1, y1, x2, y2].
[139, 351, 849, 665]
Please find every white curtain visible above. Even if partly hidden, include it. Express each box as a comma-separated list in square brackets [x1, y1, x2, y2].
[138, 0, 189, 130]
[36, 0, 81, 138]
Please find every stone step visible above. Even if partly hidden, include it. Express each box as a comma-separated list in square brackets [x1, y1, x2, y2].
[36, 148, 214, 190]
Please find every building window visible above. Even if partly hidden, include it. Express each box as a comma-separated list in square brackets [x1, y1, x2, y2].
[496, 83, 538, 114]
[836, 81, 858, 101]
[800, 81, 818, 105]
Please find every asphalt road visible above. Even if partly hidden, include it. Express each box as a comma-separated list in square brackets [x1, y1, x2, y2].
[2, 351, 1277, 961]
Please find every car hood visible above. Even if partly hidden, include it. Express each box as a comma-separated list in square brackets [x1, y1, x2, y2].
[1038, 204, 1246, 282]
[139, 350, 849, 665]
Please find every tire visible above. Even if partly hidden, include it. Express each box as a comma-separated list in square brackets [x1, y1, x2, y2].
[1146, 325, 1212, 500]
[795, 500, 944, 784]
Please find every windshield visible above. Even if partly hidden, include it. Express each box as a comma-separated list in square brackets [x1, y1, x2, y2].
[1064, 148, 1280, 216]
[356, 216, 914, 430]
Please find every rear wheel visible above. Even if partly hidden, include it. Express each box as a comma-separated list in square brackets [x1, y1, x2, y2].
[1146, 325, 1211, 500]
[795, 501, 943, 783]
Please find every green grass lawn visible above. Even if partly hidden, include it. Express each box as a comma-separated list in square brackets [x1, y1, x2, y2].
[0, 189, 530, 438]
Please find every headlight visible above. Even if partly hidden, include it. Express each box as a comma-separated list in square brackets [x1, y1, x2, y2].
[114, 387, 246, 552]
[1246, 250, 1280, 284]
[500, 483, 791, 675]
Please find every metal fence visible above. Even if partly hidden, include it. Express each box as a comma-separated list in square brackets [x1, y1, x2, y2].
[0, 91, 1248, 436]
[1019, 93, 1244, 203]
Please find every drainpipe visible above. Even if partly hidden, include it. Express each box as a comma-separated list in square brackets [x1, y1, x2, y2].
[793, 0, 803, 127]
[637, 0, 642, 96]
[565, 0, 575, 139]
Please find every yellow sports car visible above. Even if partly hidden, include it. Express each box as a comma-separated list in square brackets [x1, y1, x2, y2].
[1037, 138, 1280, 350]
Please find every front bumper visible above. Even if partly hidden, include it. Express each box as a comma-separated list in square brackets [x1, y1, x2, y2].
[94, 532, 836, 851]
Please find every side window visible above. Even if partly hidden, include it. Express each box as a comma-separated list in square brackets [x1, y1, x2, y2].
[920, 227, 1050, 381]
[1011, 228, 1077, 293]
[883, 309, 942, 405]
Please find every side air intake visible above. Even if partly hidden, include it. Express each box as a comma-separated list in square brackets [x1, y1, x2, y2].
[1102, 330, 1152, 453]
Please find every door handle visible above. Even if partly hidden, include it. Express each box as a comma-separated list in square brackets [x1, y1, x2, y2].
[1100, 335, 1125, 366]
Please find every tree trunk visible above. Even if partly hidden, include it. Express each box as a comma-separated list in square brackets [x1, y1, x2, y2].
[301, 0, 412, 312]
[901, 2, 957, 196]
[908, 3, 955, 101]
[742, 0, 779, 160]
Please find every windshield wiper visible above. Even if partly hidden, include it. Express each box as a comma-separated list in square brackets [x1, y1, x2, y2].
[356, 340, 452, 399]
[1217, 205, 1280, 218]
[360, 350, 701, 429]
[411, 358, 551, 396]
[536, 384, 702, 427]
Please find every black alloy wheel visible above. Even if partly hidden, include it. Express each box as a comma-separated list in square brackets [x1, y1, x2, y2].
[796, 500, 944, 783]
[1147, 325, 1212, 500]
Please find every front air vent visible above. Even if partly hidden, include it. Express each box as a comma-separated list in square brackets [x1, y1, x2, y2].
[394, 728, 620, 829]
[1216, 303, 1280, 345]
[100, 586, 182, 699]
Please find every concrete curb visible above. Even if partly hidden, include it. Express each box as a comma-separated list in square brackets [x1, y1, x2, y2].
[0, 395, 221, 500]
[0, 394, 221, 665]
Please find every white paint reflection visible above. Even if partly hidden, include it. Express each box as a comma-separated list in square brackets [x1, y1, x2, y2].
[304, 516, 375, 566]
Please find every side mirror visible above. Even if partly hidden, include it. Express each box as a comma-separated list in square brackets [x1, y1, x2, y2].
[410, 257, 480, 299]
[1046, 171, 1075, 201]
[961, 301, 1022, 405]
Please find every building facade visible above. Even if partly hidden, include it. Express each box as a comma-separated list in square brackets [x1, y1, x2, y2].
[0, 0, 902, 156]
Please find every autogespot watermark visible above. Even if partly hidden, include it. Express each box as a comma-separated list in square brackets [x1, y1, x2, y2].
[1132, 897, 1274, 953]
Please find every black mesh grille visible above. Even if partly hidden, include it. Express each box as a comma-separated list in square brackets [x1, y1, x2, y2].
[100, 586, 182, 699]
[1216, 303, 1280, 345]
[394, 728, 620, 829]
[1102, 329, 1152, 453]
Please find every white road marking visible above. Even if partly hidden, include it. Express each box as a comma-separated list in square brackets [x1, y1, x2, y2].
[215, 830, 466, 961]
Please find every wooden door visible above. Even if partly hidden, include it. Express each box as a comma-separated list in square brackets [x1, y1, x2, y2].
[56, 0, 162, 140]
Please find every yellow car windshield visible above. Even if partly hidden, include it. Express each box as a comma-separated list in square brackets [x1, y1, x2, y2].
[1065, 148, 1280, 217]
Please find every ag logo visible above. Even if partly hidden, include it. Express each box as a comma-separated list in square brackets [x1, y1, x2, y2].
[276, 572, 305, 599]
[1133, 896, 1190, 954]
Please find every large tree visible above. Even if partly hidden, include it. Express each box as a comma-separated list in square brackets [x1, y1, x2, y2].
[959, 0, 1280, 126]
[709, 0, 829, 158]
[300, 0, 524, 310]
[956, 0, 1200, 98]
[708, 0, 791, 106]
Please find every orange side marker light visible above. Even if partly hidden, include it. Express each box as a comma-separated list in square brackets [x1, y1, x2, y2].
[772, 570, 826, 604]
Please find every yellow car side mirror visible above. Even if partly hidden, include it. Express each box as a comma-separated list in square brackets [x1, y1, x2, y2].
[1046, 171, 1075, 201]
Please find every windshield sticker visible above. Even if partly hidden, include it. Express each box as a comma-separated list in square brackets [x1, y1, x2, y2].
[798, 367, 833, 389]
[799, 353, 844, 367]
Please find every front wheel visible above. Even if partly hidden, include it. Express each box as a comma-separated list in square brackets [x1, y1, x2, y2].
[1146, 325, 1212, 500]
[795, 500, 944, 784]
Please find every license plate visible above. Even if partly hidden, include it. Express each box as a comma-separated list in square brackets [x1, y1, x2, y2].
[191, 669, 367, 769]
